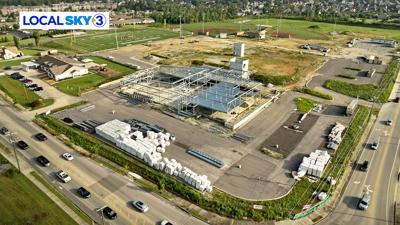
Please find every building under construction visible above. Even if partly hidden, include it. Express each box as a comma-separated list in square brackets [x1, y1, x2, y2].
[119, 65, 273, 129]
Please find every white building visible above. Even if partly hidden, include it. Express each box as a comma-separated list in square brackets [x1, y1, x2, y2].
[230, 57, 249, 79]
[233, 42, 245, 57]
[36, 55, 89, 81]
[0, 46, 23, 60]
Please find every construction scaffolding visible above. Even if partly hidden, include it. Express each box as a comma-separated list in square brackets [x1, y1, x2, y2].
[120, 65, 262, 116]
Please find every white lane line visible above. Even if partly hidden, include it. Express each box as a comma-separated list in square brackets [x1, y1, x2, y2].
[387, 135, 400, 224]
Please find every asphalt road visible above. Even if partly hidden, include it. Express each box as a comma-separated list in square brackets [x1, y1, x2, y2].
[320, 80, 400, 224]
[0, 100, 208, 225]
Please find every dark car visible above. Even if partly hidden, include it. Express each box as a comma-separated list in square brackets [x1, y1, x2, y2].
[33, 87, 43, 91]
[395, 97, 400, 103]
[0, 127, 10, 135]
[103, 207, 117, 220]
[36, 155, 50, 167]
[360, 160, 369, 171]
[10, 73, 23, 80]
[21, 79, 32, 84]
[35, 133, 47, 141]
[27, 83, 38, 88]
[16, 140, 29, 150]
[63, 117, 74, 124]
[77, 187, 91, 198]
[4, 66, 12, 70]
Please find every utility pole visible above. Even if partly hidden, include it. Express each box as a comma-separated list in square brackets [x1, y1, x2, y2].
[9, 133, 21, 173]
[114, 24, 119, 49]
[179, 15, 182, 39]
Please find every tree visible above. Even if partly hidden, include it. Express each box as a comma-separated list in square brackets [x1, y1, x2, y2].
[33, 31, 40, 46]
[13, 36, 19, 48]
[12, 23, 19, 30]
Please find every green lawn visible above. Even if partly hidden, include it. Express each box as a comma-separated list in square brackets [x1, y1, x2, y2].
[53, 74, 107, 96]
[0, 57, 33, 68]
[0, 172, 78, 225]
[0, 76, 53, 109]
[295, 97, 319, 112]
[181, 18, 400, 41]
[43, 27, 178, 53]
[88, 56, 134, 75]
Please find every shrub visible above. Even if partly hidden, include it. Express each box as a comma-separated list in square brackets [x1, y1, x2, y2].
[297, 88, 333, 100]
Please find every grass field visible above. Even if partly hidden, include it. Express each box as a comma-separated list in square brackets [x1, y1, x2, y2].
[43, 27, 178, 53]
[0, 76, 53, 109]
[54, 73, 107, 96]
[181, 18, 400, 41]
[88, 56, 134, 75]
[295, 97, 318, 112]
[0, 171, 78, 225]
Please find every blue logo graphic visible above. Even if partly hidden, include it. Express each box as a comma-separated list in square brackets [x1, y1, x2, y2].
[92, 13, 106, 28]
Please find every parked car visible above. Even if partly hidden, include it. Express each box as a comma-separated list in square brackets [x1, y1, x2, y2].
[36, 155, 50, 167]
[18, 77, 26, 81]
[371, 142, 379, 150]
[10, 72, 23, 80]
[4, 66, 12, 70]
[360, 160, 369, 171]
[63, 117, 74, 124]
[16, 140, 29, 150]
[35, 133, 47, 141]
[394, 97, 400, 103]
[103, 206, 117, 220]
[21, 79, 32, 84]
[386, 119, 393, 126]
[160, 220, 173, 225]
[358, 192, 371, 210]
[131, 200, 149, 213]
[0, 127, 10, 135]
[62, 153, 74, 161]
[56, 170, 71, 183]
[33, 87, 43, 91]
[77, 187, 91, 198]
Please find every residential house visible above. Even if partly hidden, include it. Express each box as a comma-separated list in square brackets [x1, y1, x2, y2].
[36, 55, 89, 81]
[0, 46, 23, 60]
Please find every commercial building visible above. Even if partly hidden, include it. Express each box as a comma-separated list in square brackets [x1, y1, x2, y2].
[36, 55, 89, 81]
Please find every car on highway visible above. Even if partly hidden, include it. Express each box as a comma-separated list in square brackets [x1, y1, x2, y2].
[0, 127, 10, 135]
[360, 160, 369, 171]
[62, 153, 74, 161]
[160, 220, 173, 225]
[56, 170, 71, 183]
[103, 206, 117, 220]
[16, 140, 29, 150]
[36, 155, 50, 167]
[77, 187, 91, 198]
[35, 133, 48, 141]
[386, 119, 393, 126]
[371, 142, 379, 150]
[131, 200, 149, 213]
[358, 192, 371, 210]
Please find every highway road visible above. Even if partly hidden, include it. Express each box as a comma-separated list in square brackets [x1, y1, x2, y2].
[0, 99, 207, 225]
[320, 76, 400, 225]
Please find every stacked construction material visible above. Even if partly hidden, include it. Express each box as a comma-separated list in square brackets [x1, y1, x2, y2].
[298, 150, 330, 178]
[327, 122, 346, 150]
[96, 119, 212, 192]
[95, 119, 131, 143]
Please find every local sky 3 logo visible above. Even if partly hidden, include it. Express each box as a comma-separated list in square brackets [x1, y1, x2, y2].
[21, 13, 107, 28]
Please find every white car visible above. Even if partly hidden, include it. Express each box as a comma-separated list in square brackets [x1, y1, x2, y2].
[62, 153, 74, 161]
[160, 220, 173, 225]
[56, 171, 71, 183]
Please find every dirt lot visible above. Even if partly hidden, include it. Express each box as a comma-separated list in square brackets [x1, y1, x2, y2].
[102, 35, 324, 85]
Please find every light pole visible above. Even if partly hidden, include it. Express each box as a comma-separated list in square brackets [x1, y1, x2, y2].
[9, 133, 21, 173]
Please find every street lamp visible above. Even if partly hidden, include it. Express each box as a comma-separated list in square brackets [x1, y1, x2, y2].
[9, 132, 21, 173]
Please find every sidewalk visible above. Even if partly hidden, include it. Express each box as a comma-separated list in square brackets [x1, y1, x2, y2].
[0, 147, 88, 225]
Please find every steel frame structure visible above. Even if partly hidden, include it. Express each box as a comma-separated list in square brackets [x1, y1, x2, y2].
[120, 65, 261, 115]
